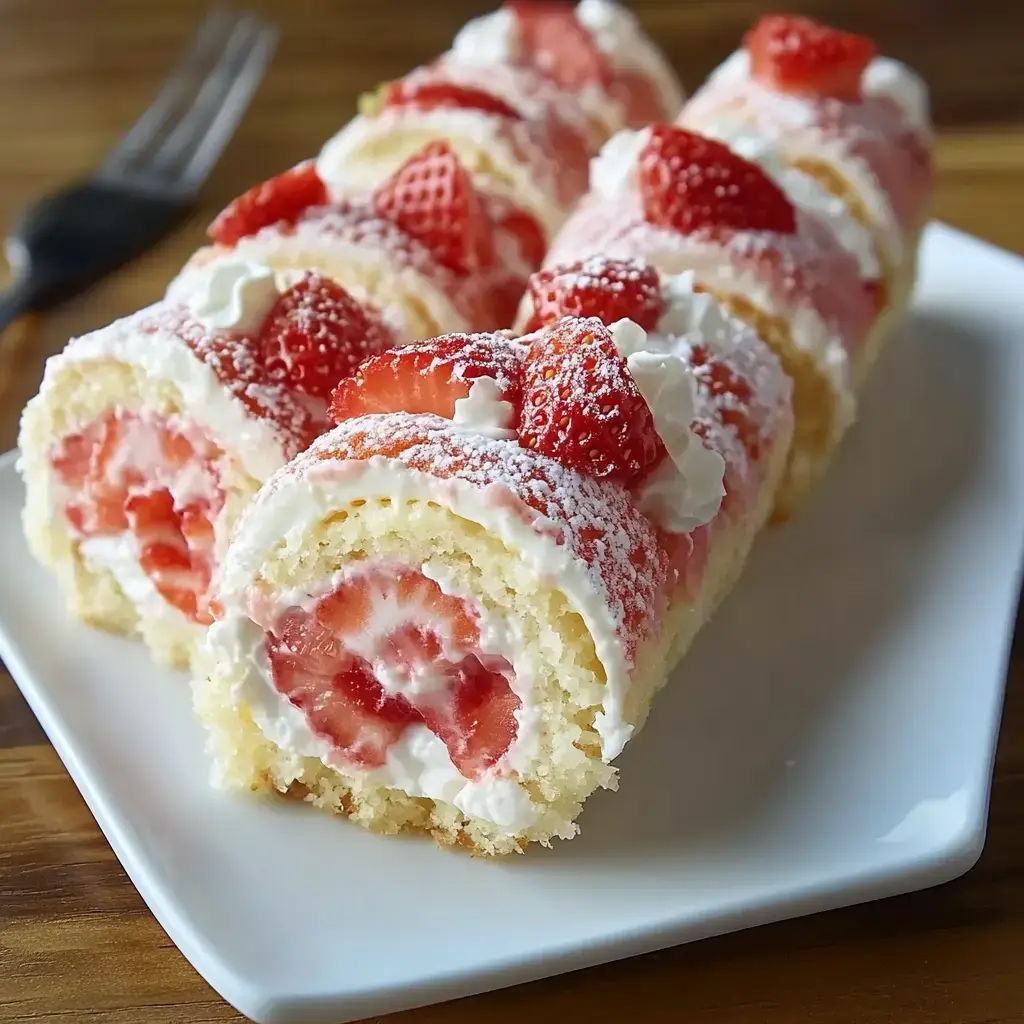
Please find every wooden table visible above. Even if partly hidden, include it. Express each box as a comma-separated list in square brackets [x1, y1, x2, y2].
[2, 1, 1023, 1021]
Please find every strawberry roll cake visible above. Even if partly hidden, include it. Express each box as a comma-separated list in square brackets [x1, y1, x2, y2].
[679, 13, 933, 330]
[18, 264, 396, 668]
[542, 123, 879, 517]
[195, 276, 792, 854]
[450, 0, 685, 133]
[317, 59, 597, 252]
[169, 144, 532, 339]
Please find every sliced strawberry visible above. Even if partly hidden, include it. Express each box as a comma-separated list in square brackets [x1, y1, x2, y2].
[265, 569, 519, 778]
[418, 656, 520, 777]
[523, 258, 665, 333]
[329, 332, 524, 425]
[638, 125, 797, 236]
[508, 2, 612, 90]
[519, 318, 667, 487]
[208, 161, 328, 247]
[689, 344, 762, 463]
[372, 141, 495, 274]
[256, 272, 396, 401]
[50, 410, 222, 625]
[746, 14, 877, 102]
[382, 79, 523, 120]
[491, 202, 547, 270]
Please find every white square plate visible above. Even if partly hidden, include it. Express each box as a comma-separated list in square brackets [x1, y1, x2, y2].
[2, 222, 1023, 1024]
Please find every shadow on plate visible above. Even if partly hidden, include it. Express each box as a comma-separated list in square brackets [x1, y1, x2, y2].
[556, 308, 1001, 863]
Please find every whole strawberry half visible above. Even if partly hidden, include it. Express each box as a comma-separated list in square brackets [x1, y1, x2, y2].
[257, 273, 397, 401]
[519, 317, 666, 487]
[330, 332, 525, 425]
[208, 161, 328, 247]
[745, 14, 877, 102]
[638, 125, 797, 236]
[372, 141, 495, 274]
[524, 257, 665, 333]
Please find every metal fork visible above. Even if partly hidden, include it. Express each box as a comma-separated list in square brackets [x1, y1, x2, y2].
[0, 7, 278, 336]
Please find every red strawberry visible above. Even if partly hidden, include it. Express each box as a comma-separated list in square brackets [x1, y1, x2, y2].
[638, 125, 797, 236]
[745, 14, 877, 102]
[491, 203, 547, 269]
[330, 332, 525, 425]
[508, 2, 611, 90]
[519, 318, 666, 487]
[257, 273, 396, 401]
[372, 141, 495, 274]
[382, 79, 523, 121]
[208, 161, 328, 247]
[523, 258, 665, 333]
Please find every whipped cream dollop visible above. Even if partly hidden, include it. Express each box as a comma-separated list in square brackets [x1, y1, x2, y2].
[590, 127, 650, 199]
[610, 318, 725, 533]
[699, 118, 882, 279]
[863, 57, 931, 134]
[450, 7, 517, 65]
[184, 260, 281, 334]
[452, 377, 518, 440]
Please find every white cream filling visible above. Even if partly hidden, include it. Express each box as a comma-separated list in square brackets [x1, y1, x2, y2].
[79, 533, 193, 628]
[226, 559, 541, 830]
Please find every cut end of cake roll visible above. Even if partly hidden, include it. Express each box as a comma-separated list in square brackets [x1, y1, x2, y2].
[195, 308, 792, 854]
[170, 148, 533, 341]
[18, 265, 397, 668]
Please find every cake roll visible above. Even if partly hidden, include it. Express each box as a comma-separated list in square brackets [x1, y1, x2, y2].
[542, 123, 882, 517]
[195, 281, 793, 854]
[18, 263, 396, 668]
[679, 12, 933, 346]
[317, 59, 598, 254]
[450, 0, 685, 133]
[169, 144, 533, 339]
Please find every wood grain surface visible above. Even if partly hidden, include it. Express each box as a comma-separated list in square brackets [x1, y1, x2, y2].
[2, 1, 1023, 1021]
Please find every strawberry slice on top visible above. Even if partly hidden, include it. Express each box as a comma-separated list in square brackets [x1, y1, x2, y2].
[523, 257, 665, 333]
[638, 125, 797, 236]
[208, 161, 328, 247]
[507, 1, 612, 91]
[381, 78, 524, 121]
[257, 273, 397, 401]
[330, 332, 525, 425]
[372, 141, 496, 274]
[745, 14, 877, 102]
[519, 318, 666, 487]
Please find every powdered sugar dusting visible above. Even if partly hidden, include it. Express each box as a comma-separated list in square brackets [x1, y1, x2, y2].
[682, 50, 933, 256]
[301, 414, 672, 666]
